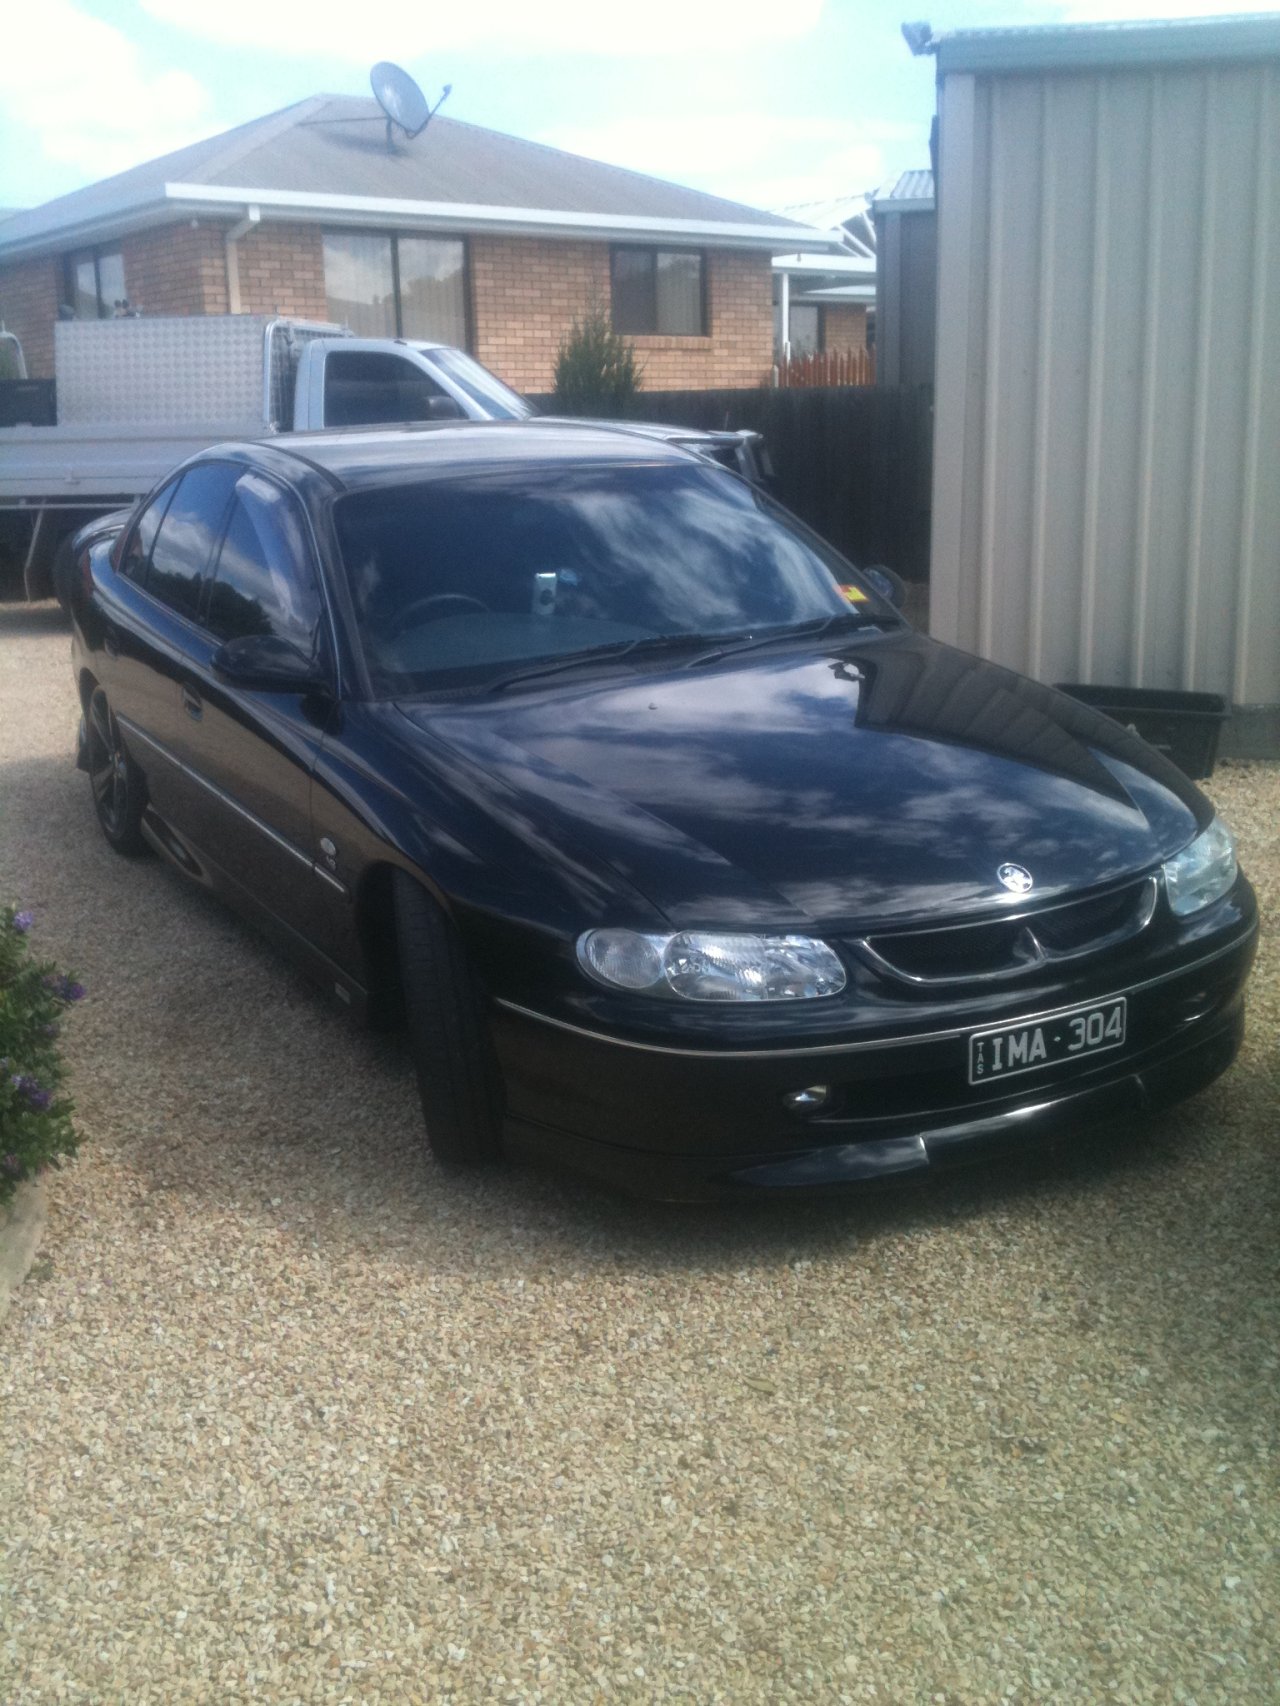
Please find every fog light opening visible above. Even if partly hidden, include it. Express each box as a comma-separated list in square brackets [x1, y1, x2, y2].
[784, 1084, 831, 1113]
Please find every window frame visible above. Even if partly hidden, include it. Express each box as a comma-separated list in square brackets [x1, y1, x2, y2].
[609, 246, 708, 337]
[63, 244, 126, 320]
[322, 229, 473, 349]
[138, 462, 241, 627]
[204, 472, 325, 653]
[117, 477, 181, 586]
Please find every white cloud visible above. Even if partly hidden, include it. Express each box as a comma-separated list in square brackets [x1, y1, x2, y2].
[539, 115, 886, 213]
[141, 0, 825, 58]
[0, 0, 212, 187]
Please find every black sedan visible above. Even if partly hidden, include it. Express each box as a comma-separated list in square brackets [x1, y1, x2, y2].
[68, 424, 1257, 1197]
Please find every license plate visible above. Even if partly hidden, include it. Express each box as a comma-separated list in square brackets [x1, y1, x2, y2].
[968, 996, 1127, 1085]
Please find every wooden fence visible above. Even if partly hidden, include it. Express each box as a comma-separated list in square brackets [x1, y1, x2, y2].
[775, 347, 875, 388]
[534, 385, 934, 581]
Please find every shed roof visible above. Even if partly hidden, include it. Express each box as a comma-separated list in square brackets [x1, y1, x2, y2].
[872, 170, 935, 213]
[932, 13, 1280, 77]
[0, 97, 837, 262]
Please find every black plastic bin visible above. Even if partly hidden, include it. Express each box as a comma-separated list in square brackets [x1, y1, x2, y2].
[0, 378, 56, 427]
[1055, 685, 1228, 781]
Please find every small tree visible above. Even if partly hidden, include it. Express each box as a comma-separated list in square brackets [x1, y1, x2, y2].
[552, 305, 642, 418]
[0, 905, 83, 1206]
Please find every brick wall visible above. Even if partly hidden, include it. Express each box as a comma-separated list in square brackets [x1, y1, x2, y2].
[233, 224, 327, 319]
[471, 236, 774, 393]
[123, 223, 228, 317]
[2, 220, 775, 391]
[0, 255, 61, 378]
[823, 304, 868, 353]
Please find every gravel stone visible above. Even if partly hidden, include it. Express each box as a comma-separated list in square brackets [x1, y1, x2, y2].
[2, 601, 1277, 1704]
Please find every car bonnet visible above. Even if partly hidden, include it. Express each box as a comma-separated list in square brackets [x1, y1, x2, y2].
[396, 630, 1207, 932]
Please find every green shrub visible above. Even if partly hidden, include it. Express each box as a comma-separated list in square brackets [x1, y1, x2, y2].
[0, 905, 83, 1206]
[551, 305, 642, 417]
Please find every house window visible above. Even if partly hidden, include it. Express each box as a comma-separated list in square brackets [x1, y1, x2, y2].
[611, 248, 705, 336]
[792, 305, 821, 354]
[323, 232, 467, 345]
[64, 245, 126, 319]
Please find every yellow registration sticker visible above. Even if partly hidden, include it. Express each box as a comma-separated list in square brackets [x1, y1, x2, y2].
[839, 583, 869, 604]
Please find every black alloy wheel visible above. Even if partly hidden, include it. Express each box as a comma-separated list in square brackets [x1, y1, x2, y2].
[86, 688, 148, 855]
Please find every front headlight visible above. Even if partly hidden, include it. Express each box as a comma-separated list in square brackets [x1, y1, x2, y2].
[1162, 817, 1238, 916]
[577, 929, 847, 1001]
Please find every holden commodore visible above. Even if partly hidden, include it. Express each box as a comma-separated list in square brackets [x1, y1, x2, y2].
[68, 423, 1257, 1196]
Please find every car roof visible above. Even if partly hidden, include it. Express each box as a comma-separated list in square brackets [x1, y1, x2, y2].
[243, 419, 706, 491]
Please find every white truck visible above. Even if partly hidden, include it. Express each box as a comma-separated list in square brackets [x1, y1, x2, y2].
[0, 315, 767, 600]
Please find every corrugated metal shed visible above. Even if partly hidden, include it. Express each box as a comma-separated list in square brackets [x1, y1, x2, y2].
[874, 170, 935, 211]
[929, 16, 1280, 723]
[873, 171, 936, 388]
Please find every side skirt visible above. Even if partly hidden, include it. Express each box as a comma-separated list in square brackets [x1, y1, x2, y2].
[140, 805, 371, 1020]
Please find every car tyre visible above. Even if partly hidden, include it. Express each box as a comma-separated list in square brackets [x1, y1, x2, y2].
[86, 687, 148, 855]
[392, 870, 504, 1165]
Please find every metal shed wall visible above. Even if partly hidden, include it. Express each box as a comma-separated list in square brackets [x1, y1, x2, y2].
[929, 49, 1280, 713]
[874, 200, 938, 390]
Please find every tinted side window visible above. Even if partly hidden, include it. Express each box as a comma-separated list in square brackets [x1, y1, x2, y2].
[206, 473, 321, 652]
[146, 463, 239, 621]
[119, 480, 178, 582]
[323, 348, 449, 427]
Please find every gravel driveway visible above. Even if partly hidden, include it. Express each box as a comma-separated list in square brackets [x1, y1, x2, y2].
[2, 601, 1277, 1705]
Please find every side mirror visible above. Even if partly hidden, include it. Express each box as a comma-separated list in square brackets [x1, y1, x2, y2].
[861, 564, 908, 609]
[426, 393, 465, 421]
[211, 633, 329, 693]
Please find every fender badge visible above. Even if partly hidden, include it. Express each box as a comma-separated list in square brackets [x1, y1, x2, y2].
[997, 862, 1034, 894]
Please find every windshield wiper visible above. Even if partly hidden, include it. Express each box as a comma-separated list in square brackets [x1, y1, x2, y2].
[683, 610, 889, 670]
[487, 632, 711, 693]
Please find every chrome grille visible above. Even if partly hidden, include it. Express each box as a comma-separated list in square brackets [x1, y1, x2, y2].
[854, 876, 1159, 988]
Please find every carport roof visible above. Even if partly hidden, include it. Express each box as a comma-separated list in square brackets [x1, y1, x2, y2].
[0, 97, 838, 263]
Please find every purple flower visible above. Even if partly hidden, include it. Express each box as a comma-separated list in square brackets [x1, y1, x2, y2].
[2, 1154, 22, 1178]
[9, 1073, 51, 1113]
[42, 1023, 60, 1040]
[12, 910, 34, 934]
[45, 975, 85, 1003]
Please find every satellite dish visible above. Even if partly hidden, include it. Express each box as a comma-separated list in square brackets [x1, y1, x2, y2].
[371, 62, 431, 139]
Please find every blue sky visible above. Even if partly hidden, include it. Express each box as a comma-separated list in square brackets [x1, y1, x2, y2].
[1, 1, 1275, 217]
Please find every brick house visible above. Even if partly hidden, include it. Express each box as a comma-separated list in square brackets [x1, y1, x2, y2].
[771, 194, 877, 360]
[0, 97, 835, 392]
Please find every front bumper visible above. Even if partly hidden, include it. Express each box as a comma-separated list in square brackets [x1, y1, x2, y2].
[494, 917, 1257, 1198]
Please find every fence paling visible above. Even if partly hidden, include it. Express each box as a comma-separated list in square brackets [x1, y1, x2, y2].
[523, 384, 933, 580]
[776, 347, 876, 389]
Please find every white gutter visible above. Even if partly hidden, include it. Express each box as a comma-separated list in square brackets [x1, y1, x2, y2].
[771, 251, 876, 276]
[162, 183, 840, 252]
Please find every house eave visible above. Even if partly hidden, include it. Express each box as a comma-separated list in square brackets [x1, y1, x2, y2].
[771, 251, 875, 277]
[0, 181, 843, 263]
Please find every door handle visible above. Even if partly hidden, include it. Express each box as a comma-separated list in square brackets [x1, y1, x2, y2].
[181, 684, 203, 720]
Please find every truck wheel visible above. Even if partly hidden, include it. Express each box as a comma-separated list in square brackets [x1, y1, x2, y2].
[392, 870, 504, 1165]
[86, 688, 148, 855]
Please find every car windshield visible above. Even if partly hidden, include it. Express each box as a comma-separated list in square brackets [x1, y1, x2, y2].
[333, 460, 886, 696]
[424, 348, 533, 420]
